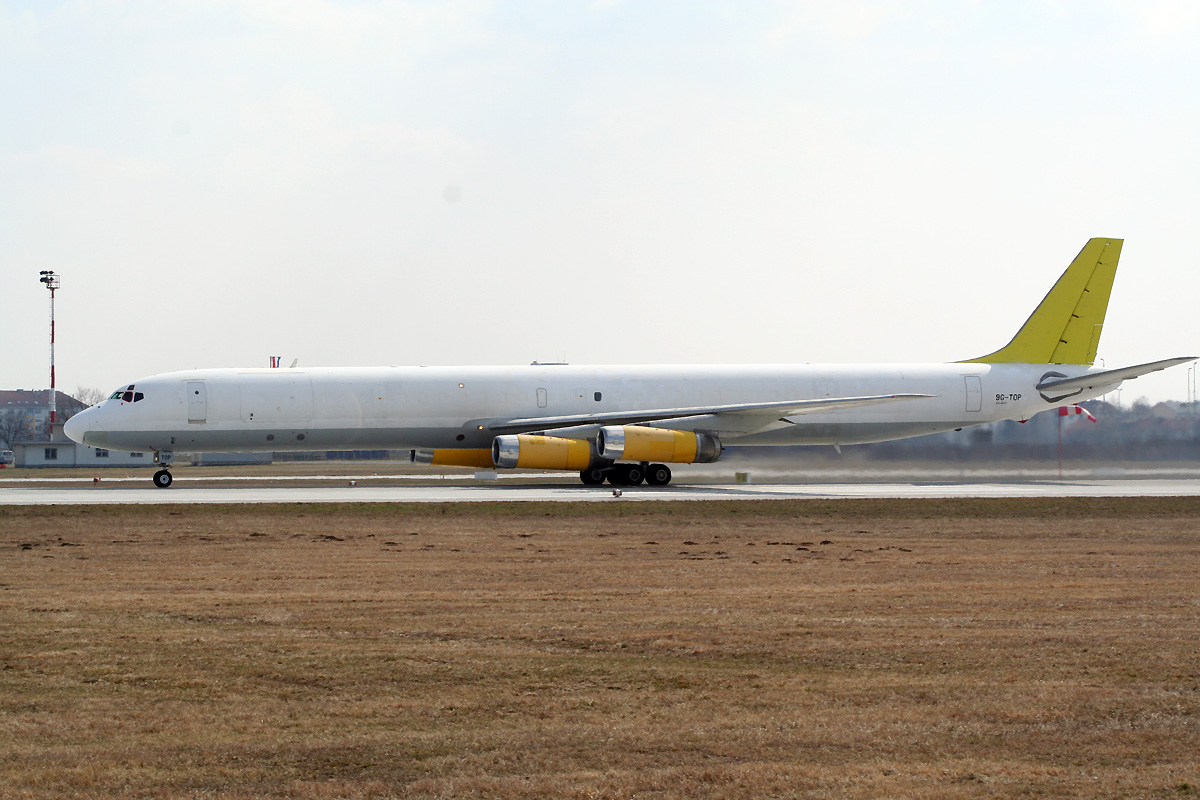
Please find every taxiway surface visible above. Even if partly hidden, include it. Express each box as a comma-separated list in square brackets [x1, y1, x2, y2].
[3, 479, 1200, 505]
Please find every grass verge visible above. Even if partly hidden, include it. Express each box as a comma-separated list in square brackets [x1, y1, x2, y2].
[2, 499, 1198, 798]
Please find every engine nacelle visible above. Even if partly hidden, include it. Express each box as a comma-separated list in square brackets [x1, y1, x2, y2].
[596, 426, 721, 464]
[492, 434, 592, 470]
[411, 448, 495, 468]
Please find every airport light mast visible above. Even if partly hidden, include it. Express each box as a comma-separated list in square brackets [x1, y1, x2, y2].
[38, 270, 60, 438]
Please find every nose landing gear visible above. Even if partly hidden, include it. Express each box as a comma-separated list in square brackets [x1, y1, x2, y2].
[151, 451, 174, 489]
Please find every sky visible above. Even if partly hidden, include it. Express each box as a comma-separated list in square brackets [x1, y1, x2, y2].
[2, 0, 1198, 405]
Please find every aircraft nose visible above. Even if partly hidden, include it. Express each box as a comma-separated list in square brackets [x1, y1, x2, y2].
[63, 407, 93, 445]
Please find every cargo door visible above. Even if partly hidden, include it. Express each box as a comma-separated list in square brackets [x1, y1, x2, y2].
[240, 374, 314, 423]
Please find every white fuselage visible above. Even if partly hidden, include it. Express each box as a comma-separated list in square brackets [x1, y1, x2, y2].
[64, 362, 1106, 456]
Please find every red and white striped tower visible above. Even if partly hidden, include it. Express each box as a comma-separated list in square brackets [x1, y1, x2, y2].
[38, 271, 60, 438]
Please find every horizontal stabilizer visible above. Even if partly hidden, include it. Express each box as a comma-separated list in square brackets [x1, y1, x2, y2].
[487, 394, 933, 434]
[1036, 357, 1197, 394]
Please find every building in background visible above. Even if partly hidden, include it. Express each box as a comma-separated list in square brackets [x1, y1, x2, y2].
[0, 389, 86, 448]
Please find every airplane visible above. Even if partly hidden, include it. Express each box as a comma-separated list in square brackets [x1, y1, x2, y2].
[64, 238, 1194, 488]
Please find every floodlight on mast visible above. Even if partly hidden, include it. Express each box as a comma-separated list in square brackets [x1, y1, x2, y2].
[38, 271, 60, 436]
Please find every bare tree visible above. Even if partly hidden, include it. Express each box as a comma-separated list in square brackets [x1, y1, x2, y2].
[74, 386, 106, 407]
[0, 409, 31, 448]
[56, 386, 105, 424]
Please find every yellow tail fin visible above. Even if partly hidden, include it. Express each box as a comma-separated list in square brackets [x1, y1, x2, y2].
[963, 237, 1122, 366]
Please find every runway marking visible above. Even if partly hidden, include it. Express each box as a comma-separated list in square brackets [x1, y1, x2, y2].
[3, 480, 1200, 505]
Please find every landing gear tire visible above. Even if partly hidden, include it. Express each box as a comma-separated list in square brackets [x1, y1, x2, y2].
[152, 469, 173, 488]
[580, 467, 607, 486]
[608, 463, 645, 486]
[645, 464, 672, 486]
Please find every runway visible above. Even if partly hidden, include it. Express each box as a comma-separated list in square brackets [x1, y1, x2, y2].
[3, 479, 1200, 505]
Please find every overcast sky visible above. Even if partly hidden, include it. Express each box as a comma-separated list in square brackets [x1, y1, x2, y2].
[2, 0, 1197, 404]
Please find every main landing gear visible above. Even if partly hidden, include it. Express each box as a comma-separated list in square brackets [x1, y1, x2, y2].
[579, 463, 673, 487]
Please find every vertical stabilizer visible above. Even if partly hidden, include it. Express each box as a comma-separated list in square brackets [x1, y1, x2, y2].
[963, 238, 1121, 365]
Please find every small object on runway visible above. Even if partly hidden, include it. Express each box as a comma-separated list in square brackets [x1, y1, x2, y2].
[93, 477, 100, 485]
[349, 480, 357, 487]
[612, 489, 622, 497]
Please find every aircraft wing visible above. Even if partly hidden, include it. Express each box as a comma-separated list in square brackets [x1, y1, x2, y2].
[486, 393, 934, 434]
[1035, 357, 1197, 394]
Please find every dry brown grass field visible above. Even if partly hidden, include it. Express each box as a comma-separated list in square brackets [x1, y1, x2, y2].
[2, 498, 1198, 799]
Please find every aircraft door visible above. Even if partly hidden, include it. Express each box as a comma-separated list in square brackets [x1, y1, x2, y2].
[370, 384, 386, 420]
[964, 376, 982, 413]
[187, 382, 207, 423]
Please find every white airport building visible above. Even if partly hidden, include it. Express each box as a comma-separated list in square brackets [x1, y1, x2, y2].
[12, 421, 155, 468]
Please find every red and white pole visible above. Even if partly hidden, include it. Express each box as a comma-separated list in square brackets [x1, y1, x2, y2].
[49, 284, 55, 426]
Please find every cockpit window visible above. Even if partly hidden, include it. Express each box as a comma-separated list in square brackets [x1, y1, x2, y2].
[110, 385, 144, 403]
